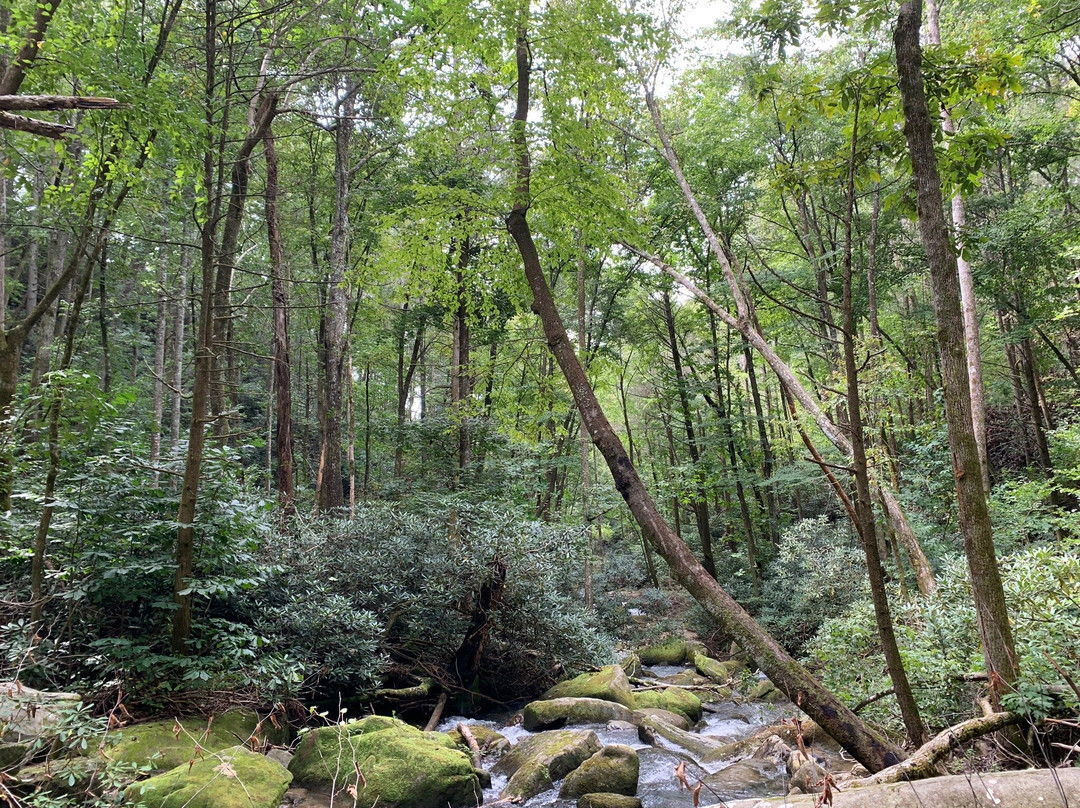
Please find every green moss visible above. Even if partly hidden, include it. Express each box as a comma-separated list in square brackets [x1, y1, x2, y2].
[578, 794, 642, 808]
[559, 745, 639, 798]
[288, 716, 479, 808]
[493, 729, 601, 801]
[523, 698, 635, 730]
[636, 638, 687, 666]
[110, 710, 283, 772]
[630, 687, 702, 722]
[124, 745, 291, 808]
[694, 654, 746, 685]
[541, 666, 635, 708]
[0, 742, 28, 772]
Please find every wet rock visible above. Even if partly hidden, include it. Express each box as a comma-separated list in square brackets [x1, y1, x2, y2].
[493, 728, 601, 801]
[446, 724, 506, 753]
[579, 794, 643, 808]
[694, 655, 746, 685]
[607, 720, 637, 732]
[701, 721, 830, 764]
[523, 697, 635, 730]
[266, 748, 293, 769]
[637, 638, 688, 666]
[542, 666, 636, 708]
[560, 744, 639, 798]
[746, 679, 786, 703]
[631, 687, 702, 723]
[657, 671, 707, 687]
[750, 734, 791, 764]
[702, 757, 787, 800]
[636, 715, 727, 759]
[125, 745, 291, 808]
[719, 767, 1080, 807]
[788, 757, 825, 794]
[632, 708, 691, 731]
[110, 710, 285, 772]
[288, 715, 480, 808]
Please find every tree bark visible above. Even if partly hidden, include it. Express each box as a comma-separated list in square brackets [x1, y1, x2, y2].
[264, 127, 295, 512]
[316, 88, 352, 513]
[894, 0, 1019, 700]
[150, 234, 168, 487]
[508, 15, 903, 773]
[925, 0, 991, 495]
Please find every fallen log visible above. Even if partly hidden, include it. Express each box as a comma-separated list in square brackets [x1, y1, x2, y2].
[859, 710, 1023, 785]
[0, 95, 122, 111]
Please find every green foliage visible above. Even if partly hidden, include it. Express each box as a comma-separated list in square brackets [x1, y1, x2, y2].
[807, 541, 1080, 734]
[247, 500, 612, 701]
[757, 516, 868, 652]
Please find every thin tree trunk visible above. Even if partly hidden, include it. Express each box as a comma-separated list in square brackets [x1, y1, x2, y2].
[264, 127, 295, 511]
[841, 95, 925, 746]
[150, 240, 168, 486]
[510, 19, 903, 772]
[662, 292, 718, 579]
[317, 89, 352, 512]
[926, 0, 991, 495]
[894, 0, 1019, 701]
[170, 236, 190, 455]
[451, 240, 473, 483]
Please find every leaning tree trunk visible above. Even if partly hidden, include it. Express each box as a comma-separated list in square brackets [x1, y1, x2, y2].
[506, 12, 903, 773]
[894, 0, 1019, 700]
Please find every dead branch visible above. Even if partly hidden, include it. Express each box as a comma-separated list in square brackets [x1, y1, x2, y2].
[456, 722, 481, 767]
[0, 111, 73, 138]
[0, 95, 122, 111]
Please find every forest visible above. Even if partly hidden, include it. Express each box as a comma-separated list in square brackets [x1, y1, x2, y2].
[1, 0, 1079, 804]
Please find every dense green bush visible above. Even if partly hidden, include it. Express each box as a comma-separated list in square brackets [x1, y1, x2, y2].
[245, 499, 612, 701]
[756, 516, 868, 652]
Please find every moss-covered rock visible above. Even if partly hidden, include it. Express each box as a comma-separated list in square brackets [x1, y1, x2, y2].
[636, 638, 687, 666]
[17, 757, 101, 796]
[636, 715, 727, 759]
[631, 708, 691, 731]
[746, 679, 786, 703]
[0, 683, 81, 743]
[542, 666, 635, 708]
[703, 757, 786, 800]
[560, 745, 639, 798]
[630, 687, 702, 723]
[579, 794, 642, 808]
[110, 710, 283, 772]
[694, 654, 746, 685]
[493, 729, 601, 801]
[657, 672, 707, 687]
[620, 654, 643, 680]
[523, 698, 636, 731]
[0, 742, 29, 772]
[288, 716, 479, 808]
[124, 745, 291, 808]
[446, 724, 506, 752]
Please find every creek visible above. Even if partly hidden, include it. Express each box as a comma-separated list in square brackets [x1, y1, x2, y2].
[432, 663, 829, 808]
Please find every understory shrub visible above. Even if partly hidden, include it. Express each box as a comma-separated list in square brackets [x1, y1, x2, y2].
[756, 516, 868, 652]
[245, 499, 612, 702]
[806, 539, 1080, 734]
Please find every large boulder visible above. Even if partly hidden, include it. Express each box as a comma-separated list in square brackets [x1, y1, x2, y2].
[720, 768, 1080, 808]
[636, 638, 687, 666]
[694, 655, 746, 685]
[542, 666, 635, 708]
[0, 682, 81, 743]
[632, 708, 691, 731]
[124, 745, 291, 808]
[288, 715, 480, 808]
[746, 679, 786, 703]
[636, 715, 727, 760]
[631, 687, 702, 723]
[110, 710, 283, 771]
[524, 698, 635, 731]
[493, 729, 601, 801]
[560, 745, 639, 798]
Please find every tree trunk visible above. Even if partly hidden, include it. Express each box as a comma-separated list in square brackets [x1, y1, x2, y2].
[841, 95, 925, 746]
[316, 91, 352, 513]
[150, 235, 168, 487]
[508, 17, 903, 773]
[170, 235, 190, 456]
[662, 291, 718, 580]
[264, 127, 295, 511]
[894, 0, 1019, 701]
[451, 241, 473, 482]
[925, 0, 991, 495]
